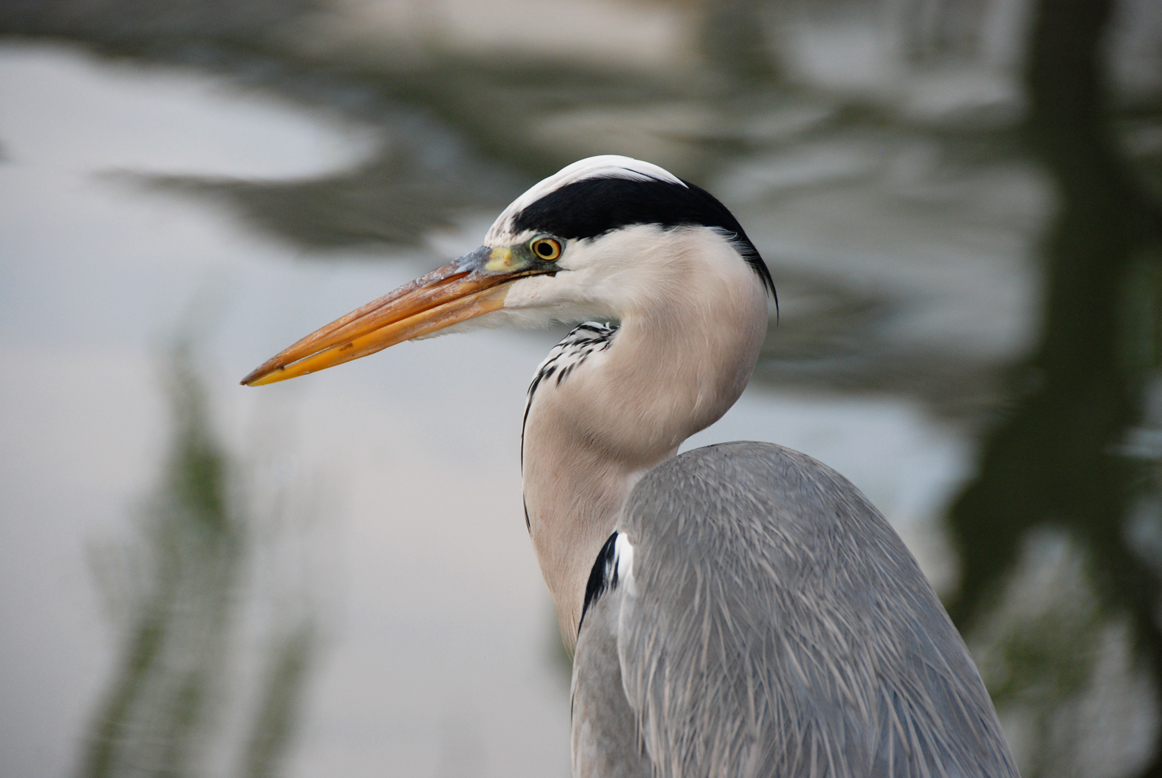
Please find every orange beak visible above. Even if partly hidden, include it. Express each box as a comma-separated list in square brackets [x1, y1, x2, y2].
[241, 245, 545, 386]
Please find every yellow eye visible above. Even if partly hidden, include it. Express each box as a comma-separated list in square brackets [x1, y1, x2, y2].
[530, 237, 562, 262]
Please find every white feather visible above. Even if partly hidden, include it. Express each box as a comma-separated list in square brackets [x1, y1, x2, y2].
[498, 224, 757, 327]
[614, 534, 635, 596]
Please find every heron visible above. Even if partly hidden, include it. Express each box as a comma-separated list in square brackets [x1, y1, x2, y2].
[243, 156, 1019, 777]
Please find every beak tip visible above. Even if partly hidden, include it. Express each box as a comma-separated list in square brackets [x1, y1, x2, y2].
[241, 364, 279, 387]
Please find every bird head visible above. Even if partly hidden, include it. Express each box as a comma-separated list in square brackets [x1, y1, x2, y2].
[241, 155, 773, 387]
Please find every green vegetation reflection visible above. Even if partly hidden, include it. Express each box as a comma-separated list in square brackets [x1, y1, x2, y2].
[80, 345, 318, 778]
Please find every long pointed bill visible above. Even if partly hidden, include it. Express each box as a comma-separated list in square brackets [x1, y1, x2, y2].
[242, 245, 543, 386]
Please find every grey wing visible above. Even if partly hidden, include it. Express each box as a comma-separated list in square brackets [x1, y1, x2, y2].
[577, 441, 1018, 778]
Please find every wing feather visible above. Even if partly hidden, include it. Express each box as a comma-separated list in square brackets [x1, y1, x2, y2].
[594, 442, 1019, 778]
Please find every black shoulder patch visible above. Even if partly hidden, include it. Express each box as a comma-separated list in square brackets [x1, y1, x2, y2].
[579, 531, 621, 634]
[511, 176, 776, 299]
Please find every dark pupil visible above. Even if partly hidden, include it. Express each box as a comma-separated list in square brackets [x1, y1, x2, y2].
[537, 242, 553, 257]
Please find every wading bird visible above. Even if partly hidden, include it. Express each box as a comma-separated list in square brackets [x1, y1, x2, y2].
[243, 156, 1018, 777]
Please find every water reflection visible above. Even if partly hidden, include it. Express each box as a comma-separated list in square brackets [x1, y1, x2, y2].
[3, 0, 1162, 775]
[946, 0, 1162, 773]
[82, 345, 317, 778]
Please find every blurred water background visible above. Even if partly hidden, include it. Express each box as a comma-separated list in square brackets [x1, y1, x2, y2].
[2, 0, 1161, 776]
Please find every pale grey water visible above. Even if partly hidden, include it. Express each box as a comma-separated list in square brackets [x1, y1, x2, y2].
[0, 42, 978, 778]
[2, 0, 1161, 775]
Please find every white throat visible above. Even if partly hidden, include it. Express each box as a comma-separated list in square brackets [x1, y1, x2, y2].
[517, 227, 769, 643]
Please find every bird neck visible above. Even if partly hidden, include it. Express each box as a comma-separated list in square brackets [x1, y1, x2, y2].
[521, 235, 769, 645]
